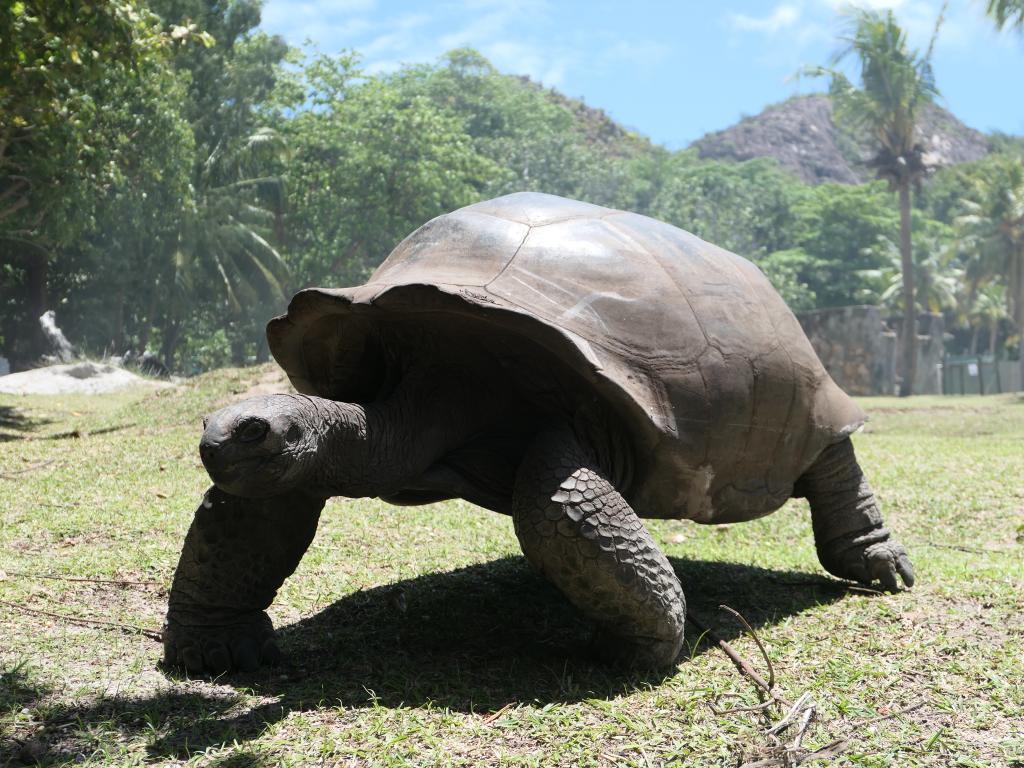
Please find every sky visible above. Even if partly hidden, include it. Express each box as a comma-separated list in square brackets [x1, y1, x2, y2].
[259, 0, 1023, 149]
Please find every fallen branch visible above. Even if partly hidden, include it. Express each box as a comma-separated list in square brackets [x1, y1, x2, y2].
[920, 540, 1013, 556]
[0, 599, 163, 642]
[686, 607, 789, 708]
[2, 570, 164, 588]
[0, 458, 56, 479]
[482, 702, 516, 724]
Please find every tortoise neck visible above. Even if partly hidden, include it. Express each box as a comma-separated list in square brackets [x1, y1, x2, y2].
[310, 369, 490, 498]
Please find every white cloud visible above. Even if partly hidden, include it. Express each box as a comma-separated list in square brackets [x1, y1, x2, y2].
[260, 0, 379, 48]
[484, 40, 572, 85]
[359, 13, 431, 56]
[729, 3, 802, 33]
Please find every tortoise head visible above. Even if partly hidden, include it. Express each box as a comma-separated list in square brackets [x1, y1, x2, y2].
[199, 394, 320, 497]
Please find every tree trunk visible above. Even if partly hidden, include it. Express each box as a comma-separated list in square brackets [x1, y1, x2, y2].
[989, 319, 997, 358]
[230, 334, 247, 366]
[160, 317, 182, 373]
[1019, 342, 1024, 394]
[897, 180, 917, 397]
[1014, 245, 1024, 392]
[969, 325, 979, 355]
[15, 249, 50, 368]
[255, 333, 270, 363]
[137, 285, 158, 353]
[113, 288, 125, 354]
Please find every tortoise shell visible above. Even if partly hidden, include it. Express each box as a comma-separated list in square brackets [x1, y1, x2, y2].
[268, 192, 864, 524]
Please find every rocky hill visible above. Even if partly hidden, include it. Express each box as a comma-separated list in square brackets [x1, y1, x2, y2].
[692, 93, 992, 185]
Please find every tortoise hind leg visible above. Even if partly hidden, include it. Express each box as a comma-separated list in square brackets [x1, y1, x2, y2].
[164, 486, 324, 673]
[795, 438, 914, 590]
[512, 428, 685, 667]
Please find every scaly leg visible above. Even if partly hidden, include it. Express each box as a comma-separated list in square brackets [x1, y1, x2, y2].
[512, 428, 685, 667]
[795, 438, 914, 590]
[164, 486, 324, 673]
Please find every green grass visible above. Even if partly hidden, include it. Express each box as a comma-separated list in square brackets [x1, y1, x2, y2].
[1, 367, 1022, 767]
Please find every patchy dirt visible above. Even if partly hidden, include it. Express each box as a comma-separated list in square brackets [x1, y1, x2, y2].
[0, 362, 172, 396]
[233, 365, 295, 401]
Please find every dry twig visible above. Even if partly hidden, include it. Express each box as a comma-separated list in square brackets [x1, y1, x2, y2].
[482, 702, 516, 724]
[0, 599, 163, 642]
[2, 570, 163, 588]
[686, 606, 789, 708]
[0, 458, 56, 479]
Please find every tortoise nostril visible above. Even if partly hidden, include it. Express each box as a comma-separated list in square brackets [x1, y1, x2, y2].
[199, 441, 216, 462]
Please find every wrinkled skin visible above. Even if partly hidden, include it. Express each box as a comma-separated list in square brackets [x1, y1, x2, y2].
[164, 384, 913, 675]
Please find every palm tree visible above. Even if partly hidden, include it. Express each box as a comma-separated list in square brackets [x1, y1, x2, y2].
[986, 0, 1024, 30]
[968, 285, 1009, 357]
[863, 232, 961, 316]
[161, 127, 291, 365]
[957, 157, 1024, 389]
[807, 6, 944, 395]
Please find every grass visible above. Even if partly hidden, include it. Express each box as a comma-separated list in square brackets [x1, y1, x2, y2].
[1, 366, 1022, 767]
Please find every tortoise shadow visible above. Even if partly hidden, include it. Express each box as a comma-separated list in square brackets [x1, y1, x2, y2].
[2, 557, 852, 763]
[141, 556, 849, 758]
[0, 404, 52, 442]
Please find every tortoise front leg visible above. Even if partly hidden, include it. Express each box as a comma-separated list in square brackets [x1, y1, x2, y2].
[512, 428, 685, 667]
[164, 486, 324, 673]
[796, 438, 914, 590]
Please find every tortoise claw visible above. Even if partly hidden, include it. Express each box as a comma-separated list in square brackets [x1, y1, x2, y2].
[163, 611, 281, 675]
[823, 538, 915, 591]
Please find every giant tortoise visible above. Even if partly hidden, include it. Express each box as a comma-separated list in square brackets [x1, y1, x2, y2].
[163, 192, 914, 673]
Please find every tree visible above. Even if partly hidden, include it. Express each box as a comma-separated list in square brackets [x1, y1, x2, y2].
[278, 52, 500, 287]
[389, 49, 660, 211]
[956, 156, 1024, 388]
[986, 0, 1024, 30]
[967, 284, 1009, 356]
[53, 48, 195, 358]
[781, 182, 901, 308]
[0, 0, 179, 367]
[147, 0, 291, 367]
[807, 7, 944, 395]
[862, 221, 961, 315]
[649, 152, 807, 260]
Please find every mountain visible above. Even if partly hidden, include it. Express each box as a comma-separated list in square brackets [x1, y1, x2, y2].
[691, 93, 992, 185]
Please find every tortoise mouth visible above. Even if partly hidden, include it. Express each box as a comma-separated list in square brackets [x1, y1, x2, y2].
[203, 455, 282, 496]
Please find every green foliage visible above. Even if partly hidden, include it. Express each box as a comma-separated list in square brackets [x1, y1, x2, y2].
[781, 182, 901, 307]
[804, 6, 945, 395]
[389, 49, 664, 212]
[0, 0, 167, 240]
[805, 7, 941, 191]
[278, 51, 501, 286]
[143, 1, 291, 367]
[986, 0, 1024, 30]
[0, 0, 180, 363]
[755, 249, 818, 311]
[956, 155, 1024, 346]
[863, 218, 962, 314]
[649, 152, 807, 259]
[1, 5, 1021, 374]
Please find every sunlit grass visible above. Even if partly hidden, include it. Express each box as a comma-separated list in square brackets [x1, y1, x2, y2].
[1, 369, 1022, 766]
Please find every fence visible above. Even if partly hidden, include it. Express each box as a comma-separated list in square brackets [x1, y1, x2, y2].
[942, 356, 1022, 395]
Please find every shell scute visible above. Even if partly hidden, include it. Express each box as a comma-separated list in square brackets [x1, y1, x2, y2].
[268, 192, 864, 523]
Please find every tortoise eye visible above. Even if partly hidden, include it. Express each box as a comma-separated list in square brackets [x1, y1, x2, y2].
[236, 418, 269, 444]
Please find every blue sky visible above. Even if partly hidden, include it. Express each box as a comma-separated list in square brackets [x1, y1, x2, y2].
[259, 0, 1023, 148]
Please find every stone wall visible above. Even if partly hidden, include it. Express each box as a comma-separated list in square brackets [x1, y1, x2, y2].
[797, 306, 944, 396]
